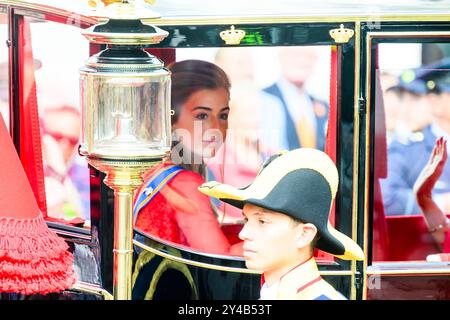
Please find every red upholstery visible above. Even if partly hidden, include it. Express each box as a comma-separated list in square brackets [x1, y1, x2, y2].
[370, 45, 391, 261]
[18, 18, 47, 216]
[313, 46, 338, 262]
[221, 224, 243, 245]
[384, 215, 448, 261]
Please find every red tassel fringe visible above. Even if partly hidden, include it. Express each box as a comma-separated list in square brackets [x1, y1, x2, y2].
[0, 215, 76, 295]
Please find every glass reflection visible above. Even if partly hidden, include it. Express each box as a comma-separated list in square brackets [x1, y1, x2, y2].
[133, 46, 333, 258]
[375, 43, 450, 262]
[0, 14, 8, 131]
[26, 17, 91, 225]
[80, 72, 170, 158]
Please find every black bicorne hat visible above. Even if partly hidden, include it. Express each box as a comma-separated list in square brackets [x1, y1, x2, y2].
[199, 148, 364, 261]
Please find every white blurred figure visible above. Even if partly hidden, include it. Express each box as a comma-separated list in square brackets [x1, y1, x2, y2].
[262, 46, 329, 151]
[0, 24, 9, 130]
[0, 60, 7, 130]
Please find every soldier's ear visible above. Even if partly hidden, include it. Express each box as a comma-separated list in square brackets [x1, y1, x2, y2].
[295, 223, 317, 250]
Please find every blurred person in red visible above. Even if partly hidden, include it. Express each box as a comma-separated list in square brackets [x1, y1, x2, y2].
[413, 137, 450, 261]
[41, 105, 90, 222]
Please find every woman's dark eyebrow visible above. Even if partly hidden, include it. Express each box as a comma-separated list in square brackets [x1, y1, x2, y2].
[221, 107, 230, 112]
[191, 106, 212, 112]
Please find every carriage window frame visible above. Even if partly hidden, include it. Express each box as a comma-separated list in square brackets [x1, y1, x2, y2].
[6, 3, 359, 299]
[363, 24, 450, 299]
[9, 7, 96, 242]
[132, 21, 357, 297]
[0, 8, 9, 132]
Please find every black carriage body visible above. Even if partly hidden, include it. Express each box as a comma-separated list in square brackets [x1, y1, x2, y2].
[0, 0, 450, 300]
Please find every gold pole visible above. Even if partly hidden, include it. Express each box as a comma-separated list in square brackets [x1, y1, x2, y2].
[113, 188, 134, 300]
[88, 159, 161, 300]
[351, 20, 362, 301]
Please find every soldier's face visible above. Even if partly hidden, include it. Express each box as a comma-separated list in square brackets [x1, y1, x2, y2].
[401, 93, 432, 131]
[239, 204, 311, 276]
[428, 92, 450, 121]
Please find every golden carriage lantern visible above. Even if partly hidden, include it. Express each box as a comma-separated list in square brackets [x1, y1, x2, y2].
[79, 0, 170, 300]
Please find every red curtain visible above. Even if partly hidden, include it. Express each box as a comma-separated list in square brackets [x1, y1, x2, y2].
[325, 46, 338, 164]
[372, 44, 390, 261]
[17, 18, 47, 217]
[316, 46, 338, 261]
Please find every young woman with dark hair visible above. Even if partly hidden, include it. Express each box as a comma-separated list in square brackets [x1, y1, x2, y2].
[133, 59, 243, 256]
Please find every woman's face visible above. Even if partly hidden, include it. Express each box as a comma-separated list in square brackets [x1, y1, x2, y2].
[173, 88, 230, 160]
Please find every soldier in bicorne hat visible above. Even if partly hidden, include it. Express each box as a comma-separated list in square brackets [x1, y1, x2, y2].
[199, 148, 364, 300]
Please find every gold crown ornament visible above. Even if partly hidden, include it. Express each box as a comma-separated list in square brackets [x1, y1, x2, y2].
[329, 24, 354, 44]
[220, 26, 246, 45]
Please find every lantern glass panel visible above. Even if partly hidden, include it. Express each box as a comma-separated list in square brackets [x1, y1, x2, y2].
[80, 69, 171, 159]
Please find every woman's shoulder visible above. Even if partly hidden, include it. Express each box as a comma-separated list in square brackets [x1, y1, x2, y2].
[140, 161, 206, 193]
[141, 162, 195, 178]
[169, 167, 205, 190]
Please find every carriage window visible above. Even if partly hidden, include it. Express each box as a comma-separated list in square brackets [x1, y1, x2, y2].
[374, 43, 450, 262]
[25, 17, 91, 226]
[0, 13, 8, 131]
[134, 46, 335, 257]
